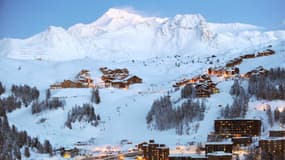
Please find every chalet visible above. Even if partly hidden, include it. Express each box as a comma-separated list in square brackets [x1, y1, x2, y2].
[61, 80, 83, 88]
[269, 130, 285, 137]
[256, 49, 275, 57]
[207, 67, 224, 76]
[173, 79, 191, 88]
[50, 83, 62, 89]
[207, 152, 232, 160]
[214, 119, 261, 137]
[99, 67, 141, 89]
[225, 58, 242, 67]
[111, 81, 129, 89]
[222, 67, 239, 77]
[207, 67, 239, 77]
[205, 142, 233, 155]
[259, 137, 285, 160]
[240, 53, 255, 59]
[208, 82, 219, 94]
[243, 66, 268, 78]
[194, 84, 211, 98]
[126, 75, 143, 85]
[78, 69, 90, 77]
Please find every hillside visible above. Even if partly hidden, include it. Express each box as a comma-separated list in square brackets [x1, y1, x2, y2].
[0, 8, 285, 160]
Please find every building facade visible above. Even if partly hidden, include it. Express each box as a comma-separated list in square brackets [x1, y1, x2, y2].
[214, 119, 261, 137]
[138, 140, 169, 160]
[259, 138, 285, 160]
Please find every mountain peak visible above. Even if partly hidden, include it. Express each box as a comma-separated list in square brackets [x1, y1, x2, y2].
[92, 8, 146, 31]
[104, 8, 141, 18]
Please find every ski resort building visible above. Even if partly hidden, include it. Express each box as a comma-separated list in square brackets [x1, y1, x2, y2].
[138, 140, 169, 160]
[207, 67, 239, 77]
[269, 130, 285, 137]
[256, 49, 275, 57]
[168, 154, 207, 160]
[100, 67, 142, 89]
[50, 69, 94, 89]
[259, 137, 285, 160]
[214, 119, 261, 137]
[207, 152, 232, 160]
[205, 142, 233, 155]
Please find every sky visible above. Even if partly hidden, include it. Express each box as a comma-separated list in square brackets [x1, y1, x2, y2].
[0, 0, 284, 39]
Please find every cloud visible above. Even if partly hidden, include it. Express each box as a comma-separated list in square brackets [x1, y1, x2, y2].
[112, 5, 161, 18]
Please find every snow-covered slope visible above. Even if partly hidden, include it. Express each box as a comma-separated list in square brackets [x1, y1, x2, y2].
[1, 8, 285, 61]
[1, 8, 285, 159]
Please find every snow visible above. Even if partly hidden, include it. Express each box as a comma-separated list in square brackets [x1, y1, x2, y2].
[1, 8, 285, 61]
[0, 7, 285, 160]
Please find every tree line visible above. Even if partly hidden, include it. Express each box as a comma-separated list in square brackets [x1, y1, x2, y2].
[65, 103, 100, 129]
[11, 84, 39, 107]
[248, 67, 285, 100]
[220, 80, 249, 118]
[31, 97, 65, 114]
[0, 111, 53, 159]
[146, 95, 206, 134]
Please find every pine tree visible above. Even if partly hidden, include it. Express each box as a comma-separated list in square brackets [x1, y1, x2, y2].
[91, 89, 101, 104]
[44, 140, 53, 156]
[0, 81, 5, 95]
[274, 108, 280, 122]
[24, 147, 30, 158]
[46, 89, 51, 101]
[266, 106, 274, 127]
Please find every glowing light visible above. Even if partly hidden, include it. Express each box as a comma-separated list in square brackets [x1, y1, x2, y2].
[63, 152, 71, 158]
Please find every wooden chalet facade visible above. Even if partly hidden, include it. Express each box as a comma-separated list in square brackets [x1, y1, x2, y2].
[240, 53, 255, 59]
[243, 66, 268, 78]
[100, 67, 142, 89]
[50, 69, 94, 89]
[173, 74, 219, 98]
[207, 67, 239, 77]
[214, 119, 261, 137]
[225, 58, 242, 67]
[256, 49, 275, 57]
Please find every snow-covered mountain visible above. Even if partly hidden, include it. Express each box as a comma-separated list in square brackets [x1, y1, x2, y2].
[1, 8, 285, 160]
[1, 8, 285, 61]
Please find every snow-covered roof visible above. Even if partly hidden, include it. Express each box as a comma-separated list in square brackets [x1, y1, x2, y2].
[206, 141, 233, 145]
[169, 154, 207, 158]
[207, 151, 232, 156]
[260, 137, 285, 141]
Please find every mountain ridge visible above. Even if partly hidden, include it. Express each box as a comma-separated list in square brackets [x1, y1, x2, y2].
[0, 8, 284, 61]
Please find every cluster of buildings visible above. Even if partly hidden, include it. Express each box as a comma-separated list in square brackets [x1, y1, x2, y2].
[137, 119, 284, 160]
[173, 74, 219, 98]
[242, 66, 268, 78]
[207, 67, 239, 78]
[99, 67, 142, 89]
[50, 69, 94, 89]
[256, 49, 275, 57]
[259, 130, 285, 160]
[50, 67, 143, 90]
[208, 48, 275, 80]
[225, 48, 275, 68]
[137, 140, 169, 160]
